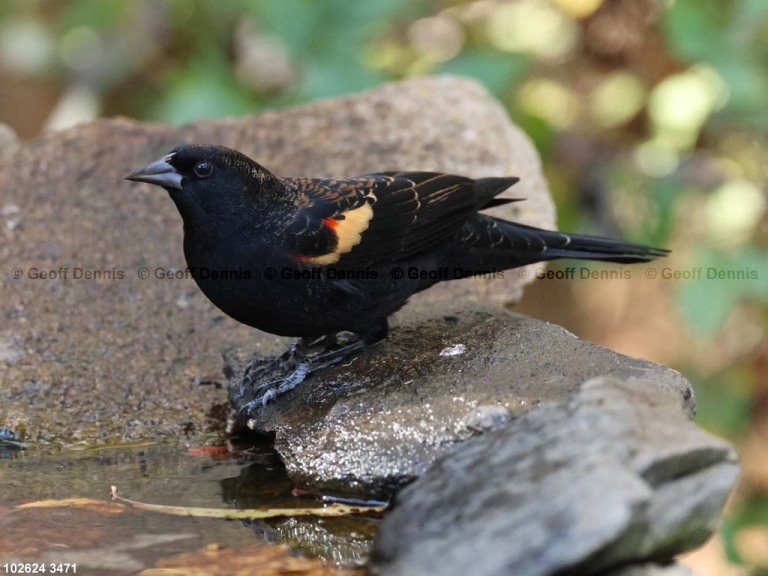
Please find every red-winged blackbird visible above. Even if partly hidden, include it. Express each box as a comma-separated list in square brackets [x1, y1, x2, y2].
[127, 144, 668, 407]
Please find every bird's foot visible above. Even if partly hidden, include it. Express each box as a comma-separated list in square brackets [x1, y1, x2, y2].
[241, 344, 300, 388]
[237, 332, 368, 417]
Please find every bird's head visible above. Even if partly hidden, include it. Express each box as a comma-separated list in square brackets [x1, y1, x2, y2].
[125, 144, 283, 227]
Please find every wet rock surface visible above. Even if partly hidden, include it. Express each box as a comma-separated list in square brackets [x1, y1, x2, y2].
[370, 377, 738, 576]
[1, 75, 550, 444]
[226, 302, 695, 497]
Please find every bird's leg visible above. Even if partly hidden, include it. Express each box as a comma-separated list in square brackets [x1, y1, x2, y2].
[241, 342, 299, 387]
[246, 333, 365, 405]
[291, 318, 389, 372]
[294, 331, 367, 368]
[239, 322, 388, 413]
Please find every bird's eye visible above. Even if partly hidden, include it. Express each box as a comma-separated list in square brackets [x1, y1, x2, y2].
[194, 161, 213, 178]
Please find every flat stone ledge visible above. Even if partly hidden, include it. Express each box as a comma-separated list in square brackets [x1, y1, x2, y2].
[227, 301, 696, 497]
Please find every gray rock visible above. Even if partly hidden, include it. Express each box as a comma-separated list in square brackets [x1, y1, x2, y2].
[370, 377, 738, 576]
[227, 301, 695, 496]
[0, 75, 551, 444]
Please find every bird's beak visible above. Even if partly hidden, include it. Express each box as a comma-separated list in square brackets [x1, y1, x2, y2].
[125, 153, 183, 190]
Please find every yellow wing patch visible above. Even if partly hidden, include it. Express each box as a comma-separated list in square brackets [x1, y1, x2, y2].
[301, 203, 374, 265]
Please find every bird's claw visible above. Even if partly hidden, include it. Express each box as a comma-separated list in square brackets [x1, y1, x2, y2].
[236, 332, 369, 419]
[249, 361, 311, 407]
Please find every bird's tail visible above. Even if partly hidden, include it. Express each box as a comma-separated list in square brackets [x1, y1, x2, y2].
[505, 222, 669, 264]
[445, 216, 668, 278]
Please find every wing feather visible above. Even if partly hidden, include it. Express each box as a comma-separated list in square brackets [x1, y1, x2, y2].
[283, 172, 512, 267]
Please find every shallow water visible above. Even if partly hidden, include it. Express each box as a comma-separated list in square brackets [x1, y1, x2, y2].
[0, 441, 379, 574]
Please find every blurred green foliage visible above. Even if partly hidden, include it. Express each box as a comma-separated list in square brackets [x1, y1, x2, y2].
[666, 0, 768, 125]
[1, 0, 767, 572]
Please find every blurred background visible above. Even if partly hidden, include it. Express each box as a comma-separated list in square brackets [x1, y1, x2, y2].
[0, 0, 766, 573]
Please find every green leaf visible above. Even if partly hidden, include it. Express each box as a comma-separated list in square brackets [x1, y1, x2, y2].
[664, 0, 731, 63]
[722, 496, 768, 565]
[713, 59, 768, 123]
[152, 64, 258, 124]
[249, 0, 317, 56]
[440, 50, 527, 97]
[677, 248, 768, 335]
[302, 56, 383, 100]
[59, 0, 133, 32]
[688, 366, 753, 439]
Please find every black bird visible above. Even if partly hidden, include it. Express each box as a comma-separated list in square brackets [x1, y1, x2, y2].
[126, 145, 668, 408]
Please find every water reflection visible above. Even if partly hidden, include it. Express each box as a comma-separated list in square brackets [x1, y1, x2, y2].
[0, 441, 376, 569]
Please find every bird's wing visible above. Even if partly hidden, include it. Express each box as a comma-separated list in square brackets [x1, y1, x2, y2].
[282, 172, 483, 267]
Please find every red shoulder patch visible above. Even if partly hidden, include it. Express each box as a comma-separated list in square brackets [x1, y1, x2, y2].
[322, 217, 340, 232]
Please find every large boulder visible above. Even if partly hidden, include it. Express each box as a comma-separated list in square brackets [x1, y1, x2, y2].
[0, 76, 551, 444]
